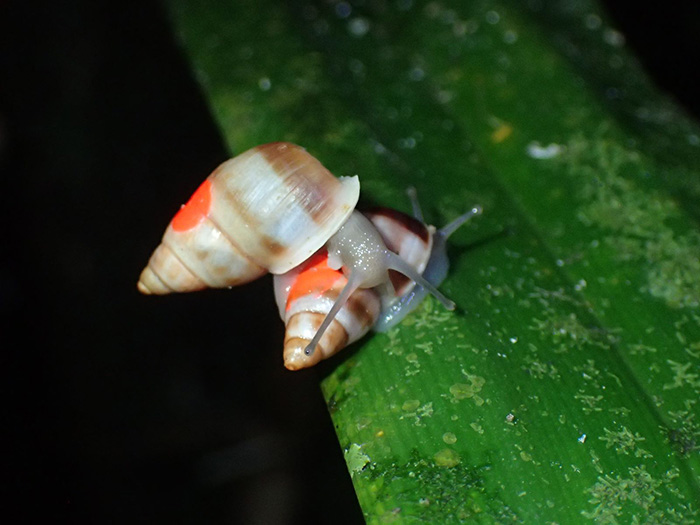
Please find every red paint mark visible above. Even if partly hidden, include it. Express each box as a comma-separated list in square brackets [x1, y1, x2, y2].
[171, 179, 212, 232]
[286, 251, 344, 311]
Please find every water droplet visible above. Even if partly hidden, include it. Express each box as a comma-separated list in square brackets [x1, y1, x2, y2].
[314, 19, 329, 35]
[436, 90, 453, 104]
[441, 118, 454, 130]
[335, 1, 352, 18]
[452, 21, 467, 37]
[398, 137, 417, 149]
[402, 399, 421, 411]
[348, 58, 366, 77]
[408, 67, 425, 81]
[258, 77, 271, 91]
[372, 141, 387, 154]
[603, 28, 625, 47]
[348, 17, 370, 37]
[442, 432, 457, 444]
[526, 141, 562, 159]
[485, 10, 500, 24]
[434, 448, 460, 467]
[424, 2, 441, 19]
[440, 8, 457, 24]
[584, 14, 601, 30]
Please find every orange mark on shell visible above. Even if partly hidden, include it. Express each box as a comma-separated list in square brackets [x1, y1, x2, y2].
[171, 179, 213, 232]
[286, 251, 345, 311]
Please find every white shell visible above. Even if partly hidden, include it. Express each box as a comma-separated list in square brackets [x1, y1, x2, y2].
[137, 143, 360, 294]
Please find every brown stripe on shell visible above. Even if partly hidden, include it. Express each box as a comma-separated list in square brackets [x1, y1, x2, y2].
[286, 283, 377, 339]
[148, 242, 206, 293]
[258, 142, 337, 224]
[285, 312, 349, 361]
[212, 161, 290, 260]
[296, 284, 377, 331]
[388, 270, 411, 297]
[212, 161, 260, 232]
[287, 310, 324, 336]
[346, 291, 378, 329]
[260, 235, 287, 256]
[364, 207, 430, 243]
[160, 240, 204, 286]
[194, 215, 267, 286]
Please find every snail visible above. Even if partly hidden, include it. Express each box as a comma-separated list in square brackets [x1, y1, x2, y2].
[274, 194, 481, 370]
[137, 142, 480, 370]
[137, 142, 360, 295]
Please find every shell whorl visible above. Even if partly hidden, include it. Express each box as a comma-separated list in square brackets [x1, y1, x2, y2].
[138, 142, 360, 294]
[273, 251, 380, 370]
[364, 207, 434, 297]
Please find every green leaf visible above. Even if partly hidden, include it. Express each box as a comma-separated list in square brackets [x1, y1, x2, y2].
[167, 0, 700, 521]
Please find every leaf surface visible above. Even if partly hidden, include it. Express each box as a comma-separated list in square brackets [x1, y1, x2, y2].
[168, 0, 700, 521]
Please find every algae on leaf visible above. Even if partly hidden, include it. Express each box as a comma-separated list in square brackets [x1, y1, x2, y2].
[168, 0, 700, 521]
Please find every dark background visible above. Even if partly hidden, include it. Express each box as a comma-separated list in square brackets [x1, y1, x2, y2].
[1, 2, 698, 523]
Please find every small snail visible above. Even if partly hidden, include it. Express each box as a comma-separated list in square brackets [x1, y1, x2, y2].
[138, 142, 480, 370]
[274, 197, 481, 370]
[137, 142, 360, 294]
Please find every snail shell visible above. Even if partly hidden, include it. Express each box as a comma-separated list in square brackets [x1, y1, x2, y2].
[371, 201, 482, 332]
[364, 207, 434, 298]
[273, 250, 380, 370]
[137, 143, 360, 294]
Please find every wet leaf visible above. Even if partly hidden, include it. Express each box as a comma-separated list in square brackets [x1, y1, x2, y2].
[168, 0, 700, 521]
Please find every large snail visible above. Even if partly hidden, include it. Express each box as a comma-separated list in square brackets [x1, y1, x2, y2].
[138, 142, 480, 370]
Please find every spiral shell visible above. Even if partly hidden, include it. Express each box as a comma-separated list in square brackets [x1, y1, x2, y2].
[273, 250, 380, 370]
[137, 143, 360, 295]
[365, 207, 434, 297]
